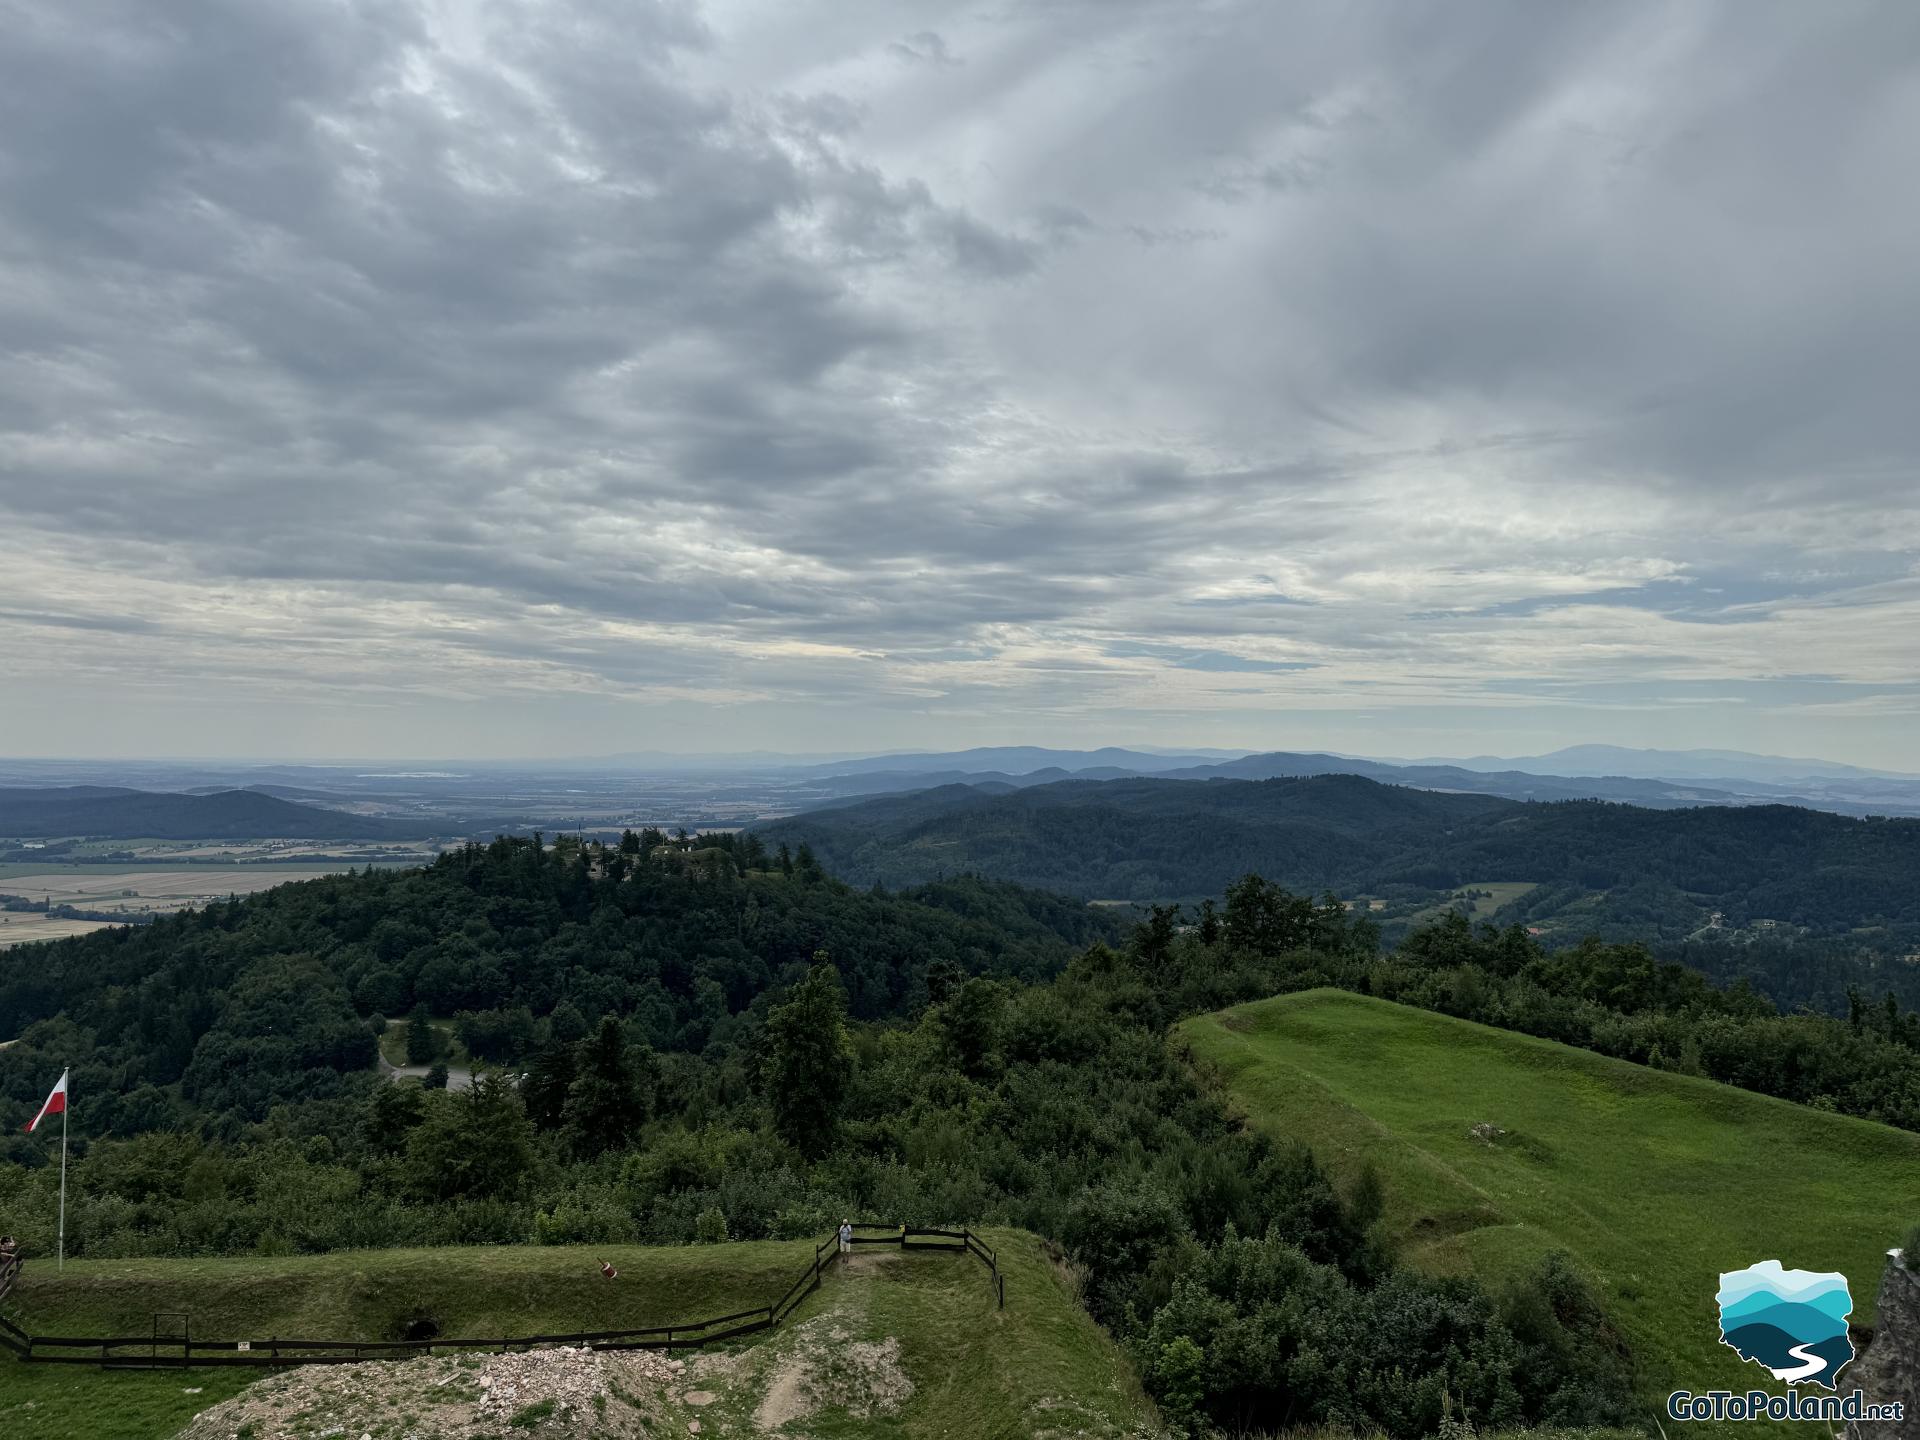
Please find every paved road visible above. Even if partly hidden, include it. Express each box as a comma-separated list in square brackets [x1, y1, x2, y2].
[378, 1054, 474, 1092]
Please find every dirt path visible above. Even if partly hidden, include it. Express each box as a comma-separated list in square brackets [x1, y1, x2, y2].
[378, 1052, 475, 1091]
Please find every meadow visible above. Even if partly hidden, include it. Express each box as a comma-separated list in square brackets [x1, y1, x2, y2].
[1180, 989, 1920, 1412]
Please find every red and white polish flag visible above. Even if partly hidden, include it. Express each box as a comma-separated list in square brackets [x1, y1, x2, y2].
[24, 1069, 68, 1133]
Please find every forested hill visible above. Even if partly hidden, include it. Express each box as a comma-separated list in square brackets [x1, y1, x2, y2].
[763, 776, 1508, 895]
[0, 785, 420, 840]
[0, 833, 1123, 1135]
[754, 774, 1920, 948]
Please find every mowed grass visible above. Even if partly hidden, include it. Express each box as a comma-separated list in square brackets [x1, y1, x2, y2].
[848, 1231, 1154, 1439]
[0, 1239, 816, 1440]
[656, 1232, 1156, 1439]
[1180, 990, 1920, 1410]
[0, 1231, 1158, 1440]
[7, 1238, 816, 1339]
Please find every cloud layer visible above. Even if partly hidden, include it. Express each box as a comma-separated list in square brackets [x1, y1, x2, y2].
[2, 0, 1916, 762]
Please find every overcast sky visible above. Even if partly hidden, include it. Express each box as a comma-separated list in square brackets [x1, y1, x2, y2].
[2, 1, 1916, 766]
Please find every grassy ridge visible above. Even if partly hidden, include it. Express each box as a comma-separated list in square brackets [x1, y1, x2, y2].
[5, 1238, 815, 1340]
[0, 1231, 1156, 1440]
[0, 1239, 812, 1439]
[1180, 989, 1919, 1412]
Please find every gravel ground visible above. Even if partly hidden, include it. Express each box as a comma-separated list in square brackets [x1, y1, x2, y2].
[176, 1346, 697, 1440]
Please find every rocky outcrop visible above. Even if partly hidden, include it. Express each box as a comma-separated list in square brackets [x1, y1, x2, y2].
[1848, 1252, 1920, 1440]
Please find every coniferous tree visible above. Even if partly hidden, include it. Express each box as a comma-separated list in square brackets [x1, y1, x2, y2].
[522, 1040, 576, 1131]
[764, 954, 853, 1157]
[794, 842, 821, 882]
[562, 1016, 645, 1158]
[940, 977, 1003, 1077]
[362, 1080, 426, 1156]
[405, 1004, 438, 1065]
[403, 1073, 534, 1201]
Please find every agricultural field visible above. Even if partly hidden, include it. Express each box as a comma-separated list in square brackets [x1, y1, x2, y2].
[0, 838, 440, 866]
[0, 864, 378, 916]
[0, 859, 430, 948]
[0, 1231, 1156, 1440]
[1180, 990, 1920, 1415]
[1396, 878, 1539, 930]
[0, 915, 117, 950]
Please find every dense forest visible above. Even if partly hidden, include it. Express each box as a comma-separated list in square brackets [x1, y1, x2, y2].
[0, 831, 1121, 1135]
[4, 840, 1919, 1433]
[756, 774, 1920, 968]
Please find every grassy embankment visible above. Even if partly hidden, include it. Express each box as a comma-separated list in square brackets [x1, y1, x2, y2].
[1180, 989, 1920, 1419]
[0, 1230, 1156, 1439]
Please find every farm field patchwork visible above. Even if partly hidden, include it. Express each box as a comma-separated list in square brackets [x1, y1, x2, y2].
[1179, 989, 1920, 1416]
[0, 864, 372, 917]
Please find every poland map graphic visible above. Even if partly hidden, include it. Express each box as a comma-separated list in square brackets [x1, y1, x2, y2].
[1717, 1260, 1855, 1390]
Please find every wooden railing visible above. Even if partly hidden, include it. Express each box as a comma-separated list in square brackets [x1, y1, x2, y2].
[1, 1226, 1005, 1369]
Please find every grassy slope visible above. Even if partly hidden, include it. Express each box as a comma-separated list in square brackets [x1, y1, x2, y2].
[1396, 879, 1539, 931]
[1180, 989, 1919, 1408]
[0, 1231, 1157, 1440]
[377, 1017, 467, 1069]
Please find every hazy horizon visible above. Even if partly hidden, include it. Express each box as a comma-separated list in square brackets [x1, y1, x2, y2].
[2, 2, 1916, 769]
[1, 737, 1912, 779]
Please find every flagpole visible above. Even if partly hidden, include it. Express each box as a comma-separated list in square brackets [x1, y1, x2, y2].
[57, 1075, 67, 1271]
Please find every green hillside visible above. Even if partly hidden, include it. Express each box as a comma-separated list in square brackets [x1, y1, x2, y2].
[1180, 990, 1919, 1411]
[0, 1231, 1157, 1440]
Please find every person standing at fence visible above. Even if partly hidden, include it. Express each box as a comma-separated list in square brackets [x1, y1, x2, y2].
[838, 1219, 853, 1255]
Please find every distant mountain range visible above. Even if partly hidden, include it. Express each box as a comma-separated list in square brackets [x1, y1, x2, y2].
[795, 746, 1241, 777]
[794, 746, 1920, 818]
[0, 787, 427, 841]
[1410, 745, 1916, 784]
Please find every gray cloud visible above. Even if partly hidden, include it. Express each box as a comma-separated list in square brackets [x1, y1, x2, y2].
[0, 0, 1916, 765]
[888, 31, 960, 68]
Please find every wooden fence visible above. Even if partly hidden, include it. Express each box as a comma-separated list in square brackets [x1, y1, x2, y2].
[0, 1225, 1004, 1370]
